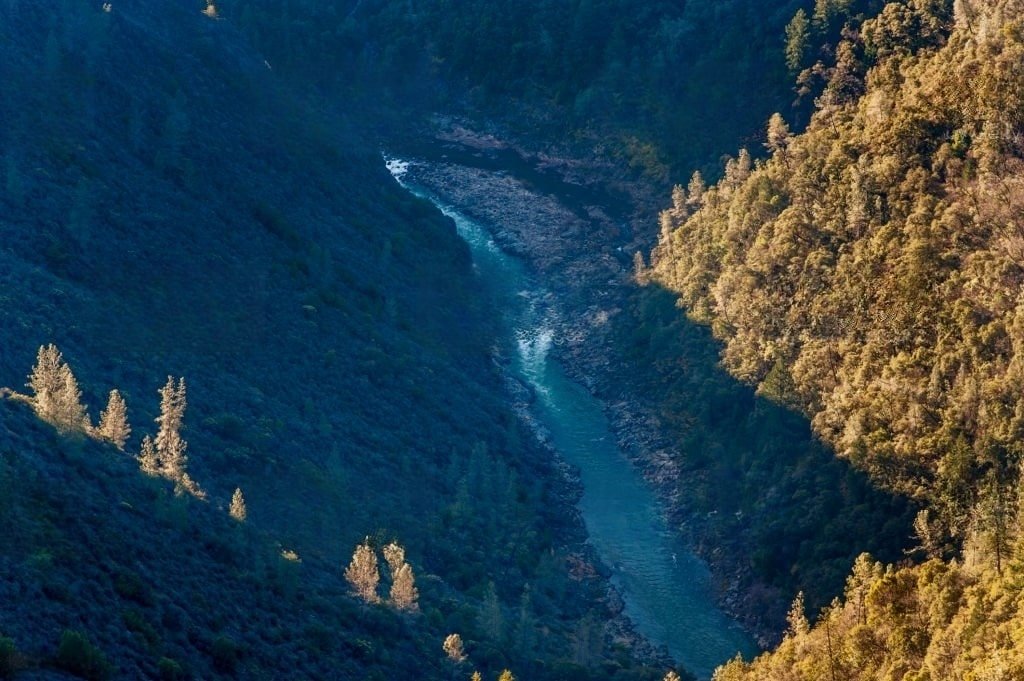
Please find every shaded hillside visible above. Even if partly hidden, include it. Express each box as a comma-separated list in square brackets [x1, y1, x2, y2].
[0, 1, 666, 679]
[605, 286, 913, 634]
[220, 0, 919, 639]
[227, 0, 861, 184]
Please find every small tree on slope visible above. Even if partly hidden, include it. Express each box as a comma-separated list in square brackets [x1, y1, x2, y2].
[26, 344, 89, 435]
[97, 389, 130, 449]
[345, 539, 380, 603]
[229, 487, 247, 522]
[155, 376, 188, 481]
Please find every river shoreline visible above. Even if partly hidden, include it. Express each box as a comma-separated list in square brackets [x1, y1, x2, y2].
[385, 118, 781, 651]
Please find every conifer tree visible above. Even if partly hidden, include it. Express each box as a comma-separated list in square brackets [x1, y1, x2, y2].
[391, 562, 419, 612]
[27, 344, 67, 424]
[230, 487, 247, 522]
[442, 633, 466, 663]
[155, 377, 188, 481]
[382, 541, 405, 574]
[664, 672, 682, 681]
[27, 345, 88, 434]
[498, 671, 515, 681]
[345, 538, 380, 603]
[765, 113, 792, 166]
[383, 541, 418, 611]
[786, 591, 809, 637]
[845, 553, 881, 626]
[97, 389, 130, 449]
[470, 673, 482, 681]
[785, 9, 810, 73]
[479, 582, 504, 640]
[686, 171, 706, 208]
[54, 363, 89, 435]
[138, 435, 160, 475]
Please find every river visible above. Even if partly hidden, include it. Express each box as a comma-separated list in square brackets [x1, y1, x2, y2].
[386, 157, 756, 680]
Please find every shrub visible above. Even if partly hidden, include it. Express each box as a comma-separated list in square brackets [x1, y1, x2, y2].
[55, 630, 112, 680]
[157, 657, 186, 681]
[0, 635, 18, 678]
[210, 636, 239, 673]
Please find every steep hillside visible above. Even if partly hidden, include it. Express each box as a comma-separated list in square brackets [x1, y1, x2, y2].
[229, 0, 839, 184]
[647, 0, 1024, 676]
[652, 0, 1024, 536]
[0, 2, 664, 679]
[214, 0, 921, 638]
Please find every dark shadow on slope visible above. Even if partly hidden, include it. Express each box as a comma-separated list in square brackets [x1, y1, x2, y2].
[608, 283, 916, 637]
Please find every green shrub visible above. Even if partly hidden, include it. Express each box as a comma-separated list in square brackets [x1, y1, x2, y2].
[0, 635, 17, 679]
[157, 657, 186, 681]
[55, 630, 111, 680]
[210, 636, 239, 674]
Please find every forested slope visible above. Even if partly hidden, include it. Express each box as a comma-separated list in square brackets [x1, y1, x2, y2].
[0, 2, 664, 679]
[653, 0, 1024, 538]
[229, 0, 836, 182]
[223, 0, 923, 636]
[648, 0, 1024, 676]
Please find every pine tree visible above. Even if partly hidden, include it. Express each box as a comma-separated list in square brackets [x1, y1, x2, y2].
[27, 344, 88, 433]
[785, 9, 810, 73]
[345, 538, 380, 603]
[383, 541, 418, 611]
[470, 673, 482, 681]
[391, 562, 419, 612]
[97, 389, 130, 449]
[54, 364, 89, 435]
[766, 113, 792, 166]
[230, 487, 247, 522]
[382, 542, 405, 574]
[442, 633, 466, 663]
[138, 435, 160, 475]
[845, 553, 881, 626]
[478, 582, 504, 640]
[786, 591, 809, 637]
[155, 377, 188, 481]
[27, 345, 61, 422]
[664, 672, 683, 681]
[686, 171, 706, 208]
[498, 671, 515, 681]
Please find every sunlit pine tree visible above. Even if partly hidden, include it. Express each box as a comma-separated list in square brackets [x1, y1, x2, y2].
[345, 538, 380, 603]
[138, 435, 160, 476]
[155, 377, 188, 481]
[97, 389, 131, 449]
[230, 487, 247, 522]
[442, 633, 466, 663]
[383, 541, 418, 611]
[27, 344, 89, 434]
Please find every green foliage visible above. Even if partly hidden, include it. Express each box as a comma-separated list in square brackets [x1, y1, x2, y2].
[786, 9, 812, 72]
[55, 630, 112, 681]
[652, 0, 1024, 531]
[0, 1, 664, 678]
[716, 548, 1024, 679]
[210, 636, 240, 674]
[157, 657, 186, 681]
[231, 0, 811, 181]
[0, 636, 17, 679]
[647, 0, 1024, 676]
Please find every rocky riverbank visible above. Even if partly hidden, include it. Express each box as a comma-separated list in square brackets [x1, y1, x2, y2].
[389, 119, 781, 651]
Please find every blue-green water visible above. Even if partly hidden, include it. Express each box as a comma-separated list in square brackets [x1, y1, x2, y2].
[387, 158, 756, 679]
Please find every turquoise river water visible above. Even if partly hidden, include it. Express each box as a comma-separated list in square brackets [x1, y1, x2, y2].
[387, 158, 756, 680]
